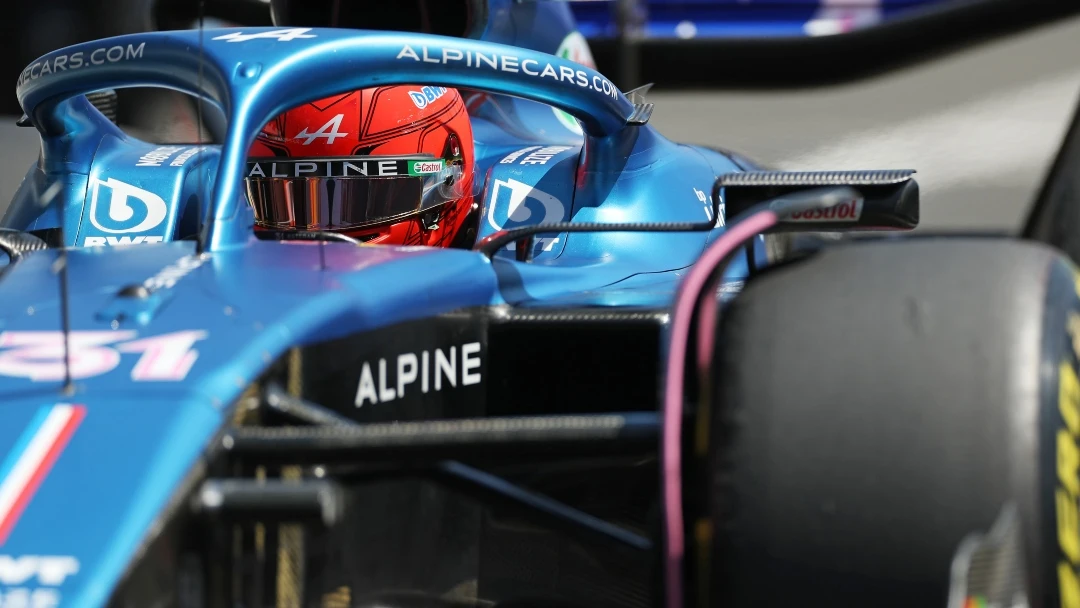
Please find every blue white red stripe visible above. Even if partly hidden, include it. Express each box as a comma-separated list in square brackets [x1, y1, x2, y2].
[0, 404, 86, 545]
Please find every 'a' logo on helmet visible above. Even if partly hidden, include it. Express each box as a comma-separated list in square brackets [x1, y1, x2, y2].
[294, 114, 349, 145]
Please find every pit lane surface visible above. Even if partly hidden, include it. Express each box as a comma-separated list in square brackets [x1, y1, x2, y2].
[647, 13, 1080, 232]
[1, 13, 1078, 232]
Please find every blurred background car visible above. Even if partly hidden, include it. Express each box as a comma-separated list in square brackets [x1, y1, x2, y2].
[572, 0, 934, 40]
[2, 0, 1080, 235]
[574, 0, 1079, 87]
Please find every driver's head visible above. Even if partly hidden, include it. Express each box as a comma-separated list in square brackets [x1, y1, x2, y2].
[244, 86, 476, 246]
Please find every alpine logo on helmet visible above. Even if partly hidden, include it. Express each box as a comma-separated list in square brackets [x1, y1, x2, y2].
[294, 114, 349, 145]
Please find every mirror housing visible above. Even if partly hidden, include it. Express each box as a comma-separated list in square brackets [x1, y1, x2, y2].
[717, 170, 919, 232]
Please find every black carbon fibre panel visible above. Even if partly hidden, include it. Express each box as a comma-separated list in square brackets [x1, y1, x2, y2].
[486, 306, 668, 416]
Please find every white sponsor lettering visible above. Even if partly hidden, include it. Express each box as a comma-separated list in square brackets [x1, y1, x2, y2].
[83, 236, 165, 247]
[0, 556, 76, 608]
[718, 281, 745, 296]
[784, 198, 864, 222]
[136, 146, 187, 167]
[142, 254, 209, 291]
[354, 342, 483, 406]
[0, 587, 60, 608]
[87, 177, 168, 234]
[247, 159, 405, 178]
[0, 330, 207, 382]
[212, 28, 316, 43]
[17, 43, 145, 89]
[294, 114, 348, 145]
[408, 86, 448, 109]
[170, 146, 205, 167]
[499, 145, 576, 167]
[396, 44, 620, 100]
[696, 187, 724, 227]
[499, 146, 540, 164]
[520, 145, 573, 165]
[0, 556, 78, 586]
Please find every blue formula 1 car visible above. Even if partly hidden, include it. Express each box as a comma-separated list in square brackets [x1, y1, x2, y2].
[570, 0, 943, 40]
[565, 0, 1080, 88]
[0, 1, 1077, 607]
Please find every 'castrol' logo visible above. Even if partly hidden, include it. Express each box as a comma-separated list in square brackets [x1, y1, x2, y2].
[411, 161, 443, 174]
[785, 198, 864, 222]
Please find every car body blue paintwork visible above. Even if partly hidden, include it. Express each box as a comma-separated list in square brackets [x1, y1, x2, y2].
[570, 0, 948, 40]
[0, 1, 759, 605]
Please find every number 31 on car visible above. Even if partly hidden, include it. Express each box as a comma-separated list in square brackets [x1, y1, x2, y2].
[0, 330, 207, 382]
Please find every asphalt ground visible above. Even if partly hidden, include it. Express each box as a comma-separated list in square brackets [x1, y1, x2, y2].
[646, 13, 1080, 232]
[1, 12, 1079, 232]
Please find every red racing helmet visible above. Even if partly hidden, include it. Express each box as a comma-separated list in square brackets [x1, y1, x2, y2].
[245, 85, 476, 247]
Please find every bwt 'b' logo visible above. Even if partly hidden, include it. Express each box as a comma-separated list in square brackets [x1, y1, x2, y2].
[488, 178, 566, 232]
[88, 177, 168, 234]
[487, 178, 568, 254]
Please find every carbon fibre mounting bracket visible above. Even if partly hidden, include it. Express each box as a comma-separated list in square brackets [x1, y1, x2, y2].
[717, 169, 920, 232]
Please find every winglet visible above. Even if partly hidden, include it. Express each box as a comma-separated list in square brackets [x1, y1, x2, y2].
[626, 83, 655, 125]
[627, 103, 654, 125]
[626, 83, 654, 104]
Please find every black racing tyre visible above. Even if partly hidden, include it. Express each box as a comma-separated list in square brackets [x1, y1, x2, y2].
[707, 236, 1080, 607]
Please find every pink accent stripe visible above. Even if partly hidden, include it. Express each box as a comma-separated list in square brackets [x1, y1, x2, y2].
[662, 212, 778, 608]
[0, 405, 86, 545]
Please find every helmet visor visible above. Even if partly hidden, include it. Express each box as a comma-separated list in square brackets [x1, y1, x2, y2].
[244, 155, 465, 231]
